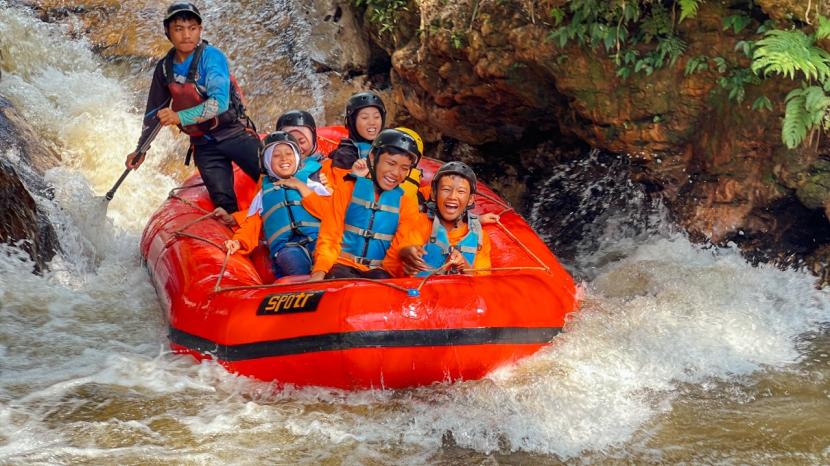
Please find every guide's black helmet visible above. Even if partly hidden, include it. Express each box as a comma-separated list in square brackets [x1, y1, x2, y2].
[164, 2, 202, 29]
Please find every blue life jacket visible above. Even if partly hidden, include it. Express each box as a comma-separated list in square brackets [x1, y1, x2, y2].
[356, 142, 372, 159]
[418, 212, 483, 277]
[261, 176, 321, 258]
[340, 176, 403, 268]
[294, 154, 323, 183]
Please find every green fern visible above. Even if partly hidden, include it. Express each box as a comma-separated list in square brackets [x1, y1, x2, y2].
[752, 30, 830, 82]
[803, 86, 830, 126]
[817, 15, 830, 40]
[752, 96, 773, 111]
[783, 88, 810, 148]
[679, 0, 702, 22]
[685, 55, 708, 75]
[722, 14, 751, 34]
[352, 0, 407, 35]
[782, 85, 830, 148]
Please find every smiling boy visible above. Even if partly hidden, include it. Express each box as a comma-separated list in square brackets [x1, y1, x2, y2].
[309, 128, 424, 281]
[385, 161, 492, 277]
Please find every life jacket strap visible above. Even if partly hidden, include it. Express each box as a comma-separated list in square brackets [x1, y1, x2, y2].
[292, 220, 321, 230]
[455, 245, 479, 254]
[261, 200, 308, 223]
[266, 221, 319, 246]
[163, 41, 207, 85]
[267, 224, 295, 246]
[339, 251, 384, 268]
[351, 197, 400, 214]
[344, 225, 394, 241]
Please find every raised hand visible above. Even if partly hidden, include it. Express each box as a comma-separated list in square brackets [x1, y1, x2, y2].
[351, 158, 369, 178]
[479, 212, 500, 224]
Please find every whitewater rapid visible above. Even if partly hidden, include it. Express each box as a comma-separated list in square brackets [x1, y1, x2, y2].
[1, 2, 828, 463]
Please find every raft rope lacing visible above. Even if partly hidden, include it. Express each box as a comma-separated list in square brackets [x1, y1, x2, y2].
[163, 183, 551, 295]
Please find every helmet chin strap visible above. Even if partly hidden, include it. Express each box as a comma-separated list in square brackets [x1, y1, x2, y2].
[367, 152, 383, 191]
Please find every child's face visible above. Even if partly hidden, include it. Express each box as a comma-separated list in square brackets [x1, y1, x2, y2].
[270, 144, 297, 178]
[434, 175, 474, 223]
[288, 129, 313, 156]
[374, 152, 412, 191]
[355, 107, 382, 140]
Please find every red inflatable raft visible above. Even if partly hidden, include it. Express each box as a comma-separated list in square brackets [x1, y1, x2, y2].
[140, 126, 578, 389]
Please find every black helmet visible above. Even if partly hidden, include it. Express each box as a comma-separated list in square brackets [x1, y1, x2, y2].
[369, 129, 421, 166]
[276, 110, 318, 153]
[164, 2, 202, 28]
[431, 161, 477, 194]
[345, 91, 386, 141]
[366, 129, 421, 190]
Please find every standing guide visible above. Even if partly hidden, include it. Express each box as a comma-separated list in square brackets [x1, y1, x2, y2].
[124, 2, 261, 220]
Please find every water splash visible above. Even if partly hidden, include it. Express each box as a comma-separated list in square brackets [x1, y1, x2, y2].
[0, 1, 180, 236]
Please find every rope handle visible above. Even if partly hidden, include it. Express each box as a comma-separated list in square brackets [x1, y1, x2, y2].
[163, 180, 552, 296]
[215, 247, 232, 293]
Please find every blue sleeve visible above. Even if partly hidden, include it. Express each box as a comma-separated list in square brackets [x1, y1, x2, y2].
[177, 46, 231, 126]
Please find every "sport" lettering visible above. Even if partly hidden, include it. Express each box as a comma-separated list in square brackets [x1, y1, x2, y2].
[257, 291, 324, 315]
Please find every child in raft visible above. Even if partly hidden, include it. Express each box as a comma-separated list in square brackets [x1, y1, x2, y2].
[384, 161, 493, 277]
[309, 128, 424, 281]
[224, 131, 330, 277]
[321, 91, 386, 188]
[275, 109, 330, 188]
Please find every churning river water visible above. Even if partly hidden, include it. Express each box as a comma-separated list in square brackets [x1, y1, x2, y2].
[0, 2, 828, 464]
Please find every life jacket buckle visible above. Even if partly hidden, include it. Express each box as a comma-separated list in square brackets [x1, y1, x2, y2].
[355, 256, 374, 266]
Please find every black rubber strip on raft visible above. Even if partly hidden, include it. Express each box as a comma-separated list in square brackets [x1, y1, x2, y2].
[169, 326, 562, 361]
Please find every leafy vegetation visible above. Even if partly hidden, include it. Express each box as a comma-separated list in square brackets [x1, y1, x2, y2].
[548, 1, 698, 79]
[354, 0, 830, 150]
[548, 0, 830, 149]
[751, 16, 830, 148]
[352, 0, 408, 35]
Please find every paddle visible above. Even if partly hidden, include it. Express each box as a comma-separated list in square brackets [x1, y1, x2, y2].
[105, 96, 173, 202]
[105, 119, 164, 201]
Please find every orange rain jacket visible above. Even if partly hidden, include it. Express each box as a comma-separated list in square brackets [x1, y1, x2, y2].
[382, 213, 492, 277]
[312, 177, 423, 274]
[231, 184, 330, 255]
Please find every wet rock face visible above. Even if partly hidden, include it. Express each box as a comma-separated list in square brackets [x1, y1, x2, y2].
[351, 0, 830, 284]
[306, 0, 372, 73]
[755, 0, 830, 23]
[0, 97, 60, 271]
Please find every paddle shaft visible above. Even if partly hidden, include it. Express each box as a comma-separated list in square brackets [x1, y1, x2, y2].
[105, 118, 164, 201]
